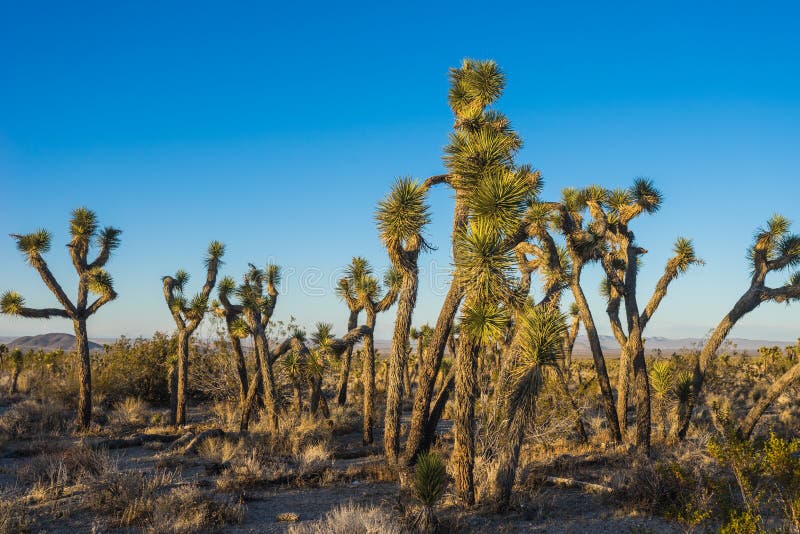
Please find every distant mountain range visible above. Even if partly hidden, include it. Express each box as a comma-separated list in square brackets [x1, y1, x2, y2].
[570, 334, 794, 358]
[1, 333, 103, 352]
[0, 333, 793, 357]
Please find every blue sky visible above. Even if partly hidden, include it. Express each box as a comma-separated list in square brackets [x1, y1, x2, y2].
[1, 1, 798, 342]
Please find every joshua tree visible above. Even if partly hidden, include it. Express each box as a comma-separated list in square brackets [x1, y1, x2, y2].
[404, 59, 539, 466]
[282, 348, 307, 413]
[377, 177, 431, 463]
[587, 180, 702, 453]
[411, 451, 448, 533]
[8, 348, 23, 394]
[676, 215, 800, 439]
[563, 302, 581, 371]
[162, 241, 224, 425]
[555, 189, 622, 442]
[213, 276, 258, 431]
[308, 322, 333, 416]
[334, 257, 371, 406]
[491, 304, 566, 510]
[236, 263, 282, 431]
[340, 268, 400, 444]
[1, 208, 120, 429]
[409, 324, 433, 386]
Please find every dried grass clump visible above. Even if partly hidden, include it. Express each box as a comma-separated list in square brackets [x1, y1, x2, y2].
[111, 397, 149, 426]
[0, 400, 72, 437]
[0, 497, 31, 534]
[147, 485, 245, 534]
[17, 444, 116, 499]
[297, 442, 331, 477]
[215, 450, 290, 492]
[288, 503, 405, 534]
[196, 436, 240, 464]
[210, 401, 239, 430]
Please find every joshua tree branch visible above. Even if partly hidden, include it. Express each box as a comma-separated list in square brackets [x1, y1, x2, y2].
[14, 306, 71, 319]
[29, 254, 77, 317]
[85, 290, 117, 317]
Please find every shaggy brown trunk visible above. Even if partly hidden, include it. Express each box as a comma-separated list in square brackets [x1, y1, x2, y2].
[570, 274, 622, 442]
[74, 318, 92, 430]
[623, 252, 651, 455]
[362, 306, 377, 445]
[421, 366, 455, 450]
[616, 346, 631, 434]
[336, 310, 359, 406]
[292, 381, 303, 413]
[174, 330, 190, 426]
[10, 363, 20, 394]
[739, 359, 800, 438]
[309, 376, 323, 415]
[403, 281, 464, 464]
[453, 335, 478, 506]
[384, 262, 419, 463]
[168, 364, 177, 423]
[403, 355, 412, 397]
[676, 289, 760, 440]
[254, 332, 279, 431]
[491, 411, 527, 510]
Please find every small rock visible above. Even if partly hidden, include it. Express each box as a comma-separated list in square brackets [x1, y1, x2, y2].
[276, 512, 300, 522]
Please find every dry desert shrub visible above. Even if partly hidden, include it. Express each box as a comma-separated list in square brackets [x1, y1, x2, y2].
[110, 396, 149, 426]
[0, 400, 73, 437]
[296, 442, 331, 477]
[288, 502, 405, 534]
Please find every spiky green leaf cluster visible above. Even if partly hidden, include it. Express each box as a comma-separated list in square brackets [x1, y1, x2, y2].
[649, 360, 674, 397]
[466, 168, 531, 236]
[14, 230, 52, 257]
[312, 322, 334, 348]
[448, 59, 505, 119]
[96, 226, 122, 251]
[86, 268, 115, 295]
[70, 207, 98, 241]
[672, 237, 704, 273]
[460, 300, 509, 344]
[0, 291, 24, 316]
[454, 221, 515, 302]
[230, 317, 251, 338]
[412, 451, 447, 507]
[205, 241, 226, 268]
[217, 276, 236, 299]
[376, 177, 431, 247]
[507, 305, 566, 418]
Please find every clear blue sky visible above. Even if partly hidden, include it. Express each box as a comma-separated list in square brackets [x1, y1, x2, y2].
[1, 1, 798, 342]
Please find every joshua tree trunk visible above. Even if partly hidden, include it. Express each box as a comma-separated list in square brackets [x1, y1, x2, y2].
[616, 347, 631, 434]
[570, 273, 622, 442]
[362, 306, 377, 445]
[10, 362, 20, 394]
[336, 310, 359, 405]
[403, 281, 464, 463]
[174, 330, 190, 425]
[384, 252, 419, 463]
[555, 365, 588, 443]
[738, 359, 800, 438]
[422, 366, 455, 450]
[254, 332, 279, 431]
[74, 318, 92, 429]
[675, 281, 800, 439]
[453, 335, 478, 506]
[491, 412, 526, 510]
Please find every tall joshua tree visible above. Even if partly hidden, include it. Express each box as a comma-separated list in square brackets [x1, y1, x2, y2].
[335, 257, 371, 406]
[556, 189, 622, 442]
[405, 59, 529, 465]
[491, 304, 566, 510]
[676, 215, 800, 439]
[236, 263, 282, 431]
[377, 177, 432, 463]
[586, 180, 702, 453]
[162, 241, 224, 425]
[340, 269, 400, 444]
[1, 208, 120, 429]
